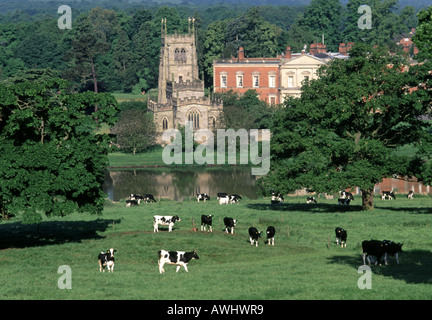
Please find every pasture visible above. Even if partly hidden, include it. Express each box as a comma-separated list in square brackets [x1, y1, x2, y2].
[0, 195, 431, 300]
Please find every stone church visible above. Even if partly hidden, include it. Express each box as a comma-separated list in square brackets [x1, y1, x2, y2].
[148, 18, 223, 143]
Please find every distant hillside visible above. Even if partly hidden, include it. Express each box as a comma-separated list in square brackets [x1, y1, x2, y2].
[1, 0, 430, 13]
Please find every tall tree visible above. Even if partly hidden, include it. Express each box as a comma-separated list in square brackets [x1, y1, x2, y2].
[296, 0, 343, 51]
[259, 44, 432, 210]
[0, 75, 119, 223]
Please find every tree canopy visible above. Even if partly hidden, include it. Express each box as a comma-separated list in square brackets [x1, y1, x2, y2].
[0, 75, 119, 223]
[258, 43, 432, 210]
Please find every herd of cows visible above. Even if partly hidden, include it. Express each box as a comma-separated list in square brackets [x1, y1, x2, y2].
[97, 189, 408, 273]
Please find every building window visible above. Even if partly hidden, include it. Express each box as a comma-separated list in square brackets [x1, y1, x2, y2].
[162, 118, 168, 130]
[237, 75, 243, 88]
[269, 75, 276, 88]
[181, 48, 187, 63]
[221, 75, 227, 88]
[174, 48, 180, 62]
[303, 75, 309, 82]
[269, 96, 276, 105]
[253, 75, 259, 88]
[188, 109, 200, 129]
[288, 76, 294, 87]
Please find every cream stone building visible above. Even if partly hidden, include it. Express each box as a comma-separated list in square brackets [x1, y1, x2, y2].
[148, 18, 222, 143]
[279, 49, 327, 102]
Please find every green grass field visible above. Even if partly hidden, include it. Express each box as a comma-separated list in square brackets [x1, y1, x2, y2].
[0, 196, 431, 300]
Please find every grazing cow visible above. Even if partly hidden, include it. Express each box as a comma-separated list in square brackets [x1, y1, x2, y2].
[201, 214, 213, 232]
[229, 194, 242, 204]
[158, 250, 199, 274]
[130, 194, 144, 202]
[153, 215, 181, 233]
[248, 227, 261, 247]
[335, 227, 347, 247]
[337, 197, 351, 205]
[218, 195, 230, 205]
[196, 193, 210, 202]
[98, 248, 116, 273]
[126, 199, 139, 207]
[382, 240, 403, 264]
[271, 193, 284, 204]
[143, 194, 157, 203]
[223, 217, 237, 234]
[407, 191, 414, 199]
[266, 226, 276, 246]
[382, 191, 396, 200]
[306, 196, 317, 204]
[362, 240, 386, 265]
[340, 191, 354, 201]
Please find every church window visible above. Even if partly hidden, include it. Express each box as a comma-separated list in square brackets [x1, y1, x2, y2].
[174, 48, 180, 62]
[181, 48, 187, 63]
[188, 109, 200, 129]
[162, 118, 168, 130]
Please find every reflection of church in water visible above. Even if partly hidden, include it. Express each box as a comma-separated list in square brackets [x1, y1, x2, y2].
[148, 18, 223, 143]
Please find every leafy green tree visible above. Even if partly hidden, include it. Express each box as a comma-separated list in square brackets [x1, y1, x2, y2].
[410, 5, 432, 186]
[259, 44, 432, 210]
[0, 76, 119, 223]
[296, 0, 343, 51]
[111, 110, 156, 154]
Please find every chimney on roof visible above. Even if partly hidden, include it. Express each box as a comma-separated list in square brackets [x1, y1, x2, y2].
[238, 47, 244, 60]
[339, 43, 347, 55]
[310, 43, 326, 55]
[284, 46, 292, 59]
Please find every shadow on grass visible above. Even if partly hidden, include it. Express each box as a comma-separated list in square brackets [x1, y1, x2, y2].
[0, 218, 122, 250]
[327, 250, 432, 284]
[377, 205, 432, 215]
[246, 202, 362, 213]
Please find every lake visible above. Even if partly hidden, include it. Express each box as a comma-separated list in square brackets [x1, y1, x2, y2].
[104, 167, 431, 202]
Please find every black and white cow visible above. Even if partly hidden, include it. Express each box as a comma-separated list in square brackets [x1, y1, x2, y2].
[223, 217, 237, 234]
[335, 227, 347, 247]
[382, 240, 403, 264]
[338, 190, 354, 205]
[143, 194, 157, 203]
[248, 227, 261, 247]
[201, 214, 213, 232]
[362, 240, 387, 265]
[382, 191, 396, 200]
[229, 194, 242, 204]
[98, 248, 116, 273]
[196, 193, 210, 202]
[271, 193, 284, 204]
[158, 250, 199, 273]
[153, 215, 181, 232]
[218, 194, 230, 205]
[126, 199, 139, 207]
[306, 196, 317, 204]
[407, 191, 414, 199]
[266, 226, 276, 246]
[340, 191, 354, 201]
[337, 198, 351, 205]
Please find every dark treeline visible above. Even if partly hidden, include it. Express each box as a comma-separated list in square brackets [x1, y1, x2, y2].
[0, 0, 422, 93]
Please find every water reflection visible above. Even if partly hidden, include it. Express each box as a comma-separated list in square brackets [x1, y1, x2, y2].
[104, 167, 258, 201]
[104, 167, 431, 202]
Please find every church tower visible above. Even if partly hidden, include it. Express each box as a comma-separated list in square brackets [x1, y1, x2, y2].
[157, 17, 201, 105]
[149, 18, 223, 144]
